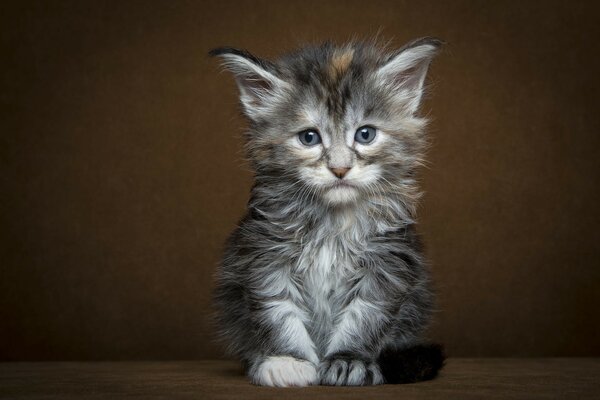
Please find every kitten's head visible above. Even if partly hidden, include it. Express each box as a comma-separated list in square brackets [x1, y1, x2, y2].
[211, 38, 441, 208]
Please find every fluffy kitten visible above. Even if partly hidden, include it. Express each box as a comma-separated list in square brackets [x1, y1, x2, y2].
[211, 38, 444, 387]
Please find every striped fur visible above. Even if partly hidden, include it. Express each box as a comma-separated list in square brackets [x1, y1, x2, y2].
[211, 38, 443, 387]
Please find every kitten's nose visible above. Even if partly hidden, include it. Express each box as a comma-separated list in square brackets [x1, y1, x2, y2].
[330, 167, 351, 179]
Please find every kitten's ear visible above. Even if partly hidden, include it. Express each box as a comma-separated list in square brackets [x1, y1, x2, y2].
[209, 47, 289, 119]
[376, 38, 443, 115]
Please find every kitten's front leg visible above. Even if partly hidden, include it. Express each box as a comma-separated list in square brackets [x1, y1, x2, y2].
[319, 307, 388, 385]
[320, 273, 397, 386]
[247, 278, 320, 387]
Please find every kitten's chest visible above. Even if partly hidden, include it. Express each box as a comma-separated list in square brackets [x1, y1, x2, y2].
[293, 213, 374, 309]
[296, 236, 360, 316]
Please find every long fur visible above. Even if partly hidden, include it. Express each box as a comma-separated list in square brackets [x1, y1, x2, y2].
[211, 38, 444, 387]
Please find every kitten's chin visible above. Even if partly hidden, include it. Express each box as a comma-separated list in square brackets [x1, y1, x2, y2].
[323, 185, 360, 205]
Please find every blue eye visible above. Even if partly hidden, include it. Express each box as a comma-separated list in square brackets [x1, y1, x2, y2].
[355, 126, 376, 144]
[298, 129, 322, 146]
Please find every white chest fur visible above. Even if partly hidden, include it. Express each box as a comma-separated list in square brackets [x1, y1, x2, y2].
[302, 238, 350, 312]
[293, 210, 368, 351]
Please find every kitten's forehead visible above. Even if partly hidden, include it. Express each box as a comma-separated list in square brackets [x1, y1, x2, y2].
[278, 43, 382, 124]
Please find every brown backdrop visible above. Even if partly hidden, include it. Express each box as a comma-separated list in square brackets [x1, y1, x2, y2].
[1, 1, 599, 360]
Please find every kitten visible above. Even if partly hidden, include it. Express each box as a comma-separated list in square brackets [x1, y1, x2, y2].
[210, 38, 444, 387]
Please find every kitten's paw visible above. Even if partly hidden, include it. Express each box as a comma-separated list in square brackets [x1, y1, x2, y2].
[320, 354, 384, 386]
[251, 356, 318, 387]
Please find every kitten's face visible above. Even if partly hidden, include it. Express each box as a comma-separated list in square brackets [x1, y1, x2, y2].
[272, 88, 409, 206]
[289, 109, 386, 206]
[212, 39, 440, 207]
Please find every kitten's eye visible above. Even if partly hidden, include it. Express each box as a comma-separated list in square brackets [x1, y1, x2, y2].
[354, 126, 377, 144]
[298, 129, 322, 146]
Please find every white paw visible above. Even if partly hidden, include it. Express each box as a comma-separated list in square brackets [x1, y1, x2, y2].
[252, 356, 318, 387]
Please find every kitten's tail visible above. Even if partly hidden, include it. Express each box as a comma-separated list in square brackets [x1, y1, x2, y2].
[377, 343, 445, 384]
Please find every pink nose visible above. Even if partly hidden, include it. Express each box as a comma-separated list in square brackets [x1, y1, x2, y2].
[330, 167, 351, 179]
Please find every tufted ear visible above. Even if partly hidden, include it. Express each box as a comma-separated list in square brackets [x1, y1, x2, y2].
[376, 37, 443, 115]
[209, 47, 289, 119]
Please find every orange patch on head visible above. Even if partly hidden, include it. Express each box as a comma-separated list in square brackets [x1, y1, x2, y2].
[328, 49, 354, 79]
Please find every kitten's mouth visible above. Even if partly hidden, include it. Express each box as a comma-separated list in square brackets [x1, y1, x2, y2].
[330, 180, 355, 188]
[323, 180, 360, 204]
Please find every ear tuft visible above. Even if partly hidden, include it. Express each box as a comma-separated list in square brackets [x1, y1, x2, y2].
[209, 47, 274, 71]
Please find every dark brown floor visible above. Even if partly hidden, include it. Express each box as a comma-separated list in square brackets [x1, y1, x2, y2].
[1, 359, 598, 399]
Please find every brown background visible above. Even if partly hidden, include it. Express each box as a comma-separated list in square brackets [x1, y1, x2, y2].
[1, 1, 599, 361]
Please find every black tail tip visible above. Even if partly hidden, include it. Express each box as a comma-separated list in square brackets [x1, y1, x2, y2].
[378, 343, 446, 384]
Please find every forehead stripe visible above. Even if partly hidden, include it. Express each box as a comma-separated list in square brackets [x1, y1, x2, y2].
[328, 49, 354, 79]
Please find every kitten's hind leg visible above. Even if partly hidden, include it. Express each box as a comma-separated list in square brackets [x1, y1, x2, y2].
[249, 356, 318, 387]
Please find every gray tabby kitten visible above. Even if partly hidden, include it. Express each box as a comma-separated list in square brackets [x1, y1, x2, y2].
[210, 37, 444, 387]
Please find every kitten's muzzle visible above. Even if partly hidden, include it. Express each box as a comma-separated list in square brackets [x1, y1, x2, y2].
[329, 167, 351, 179]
